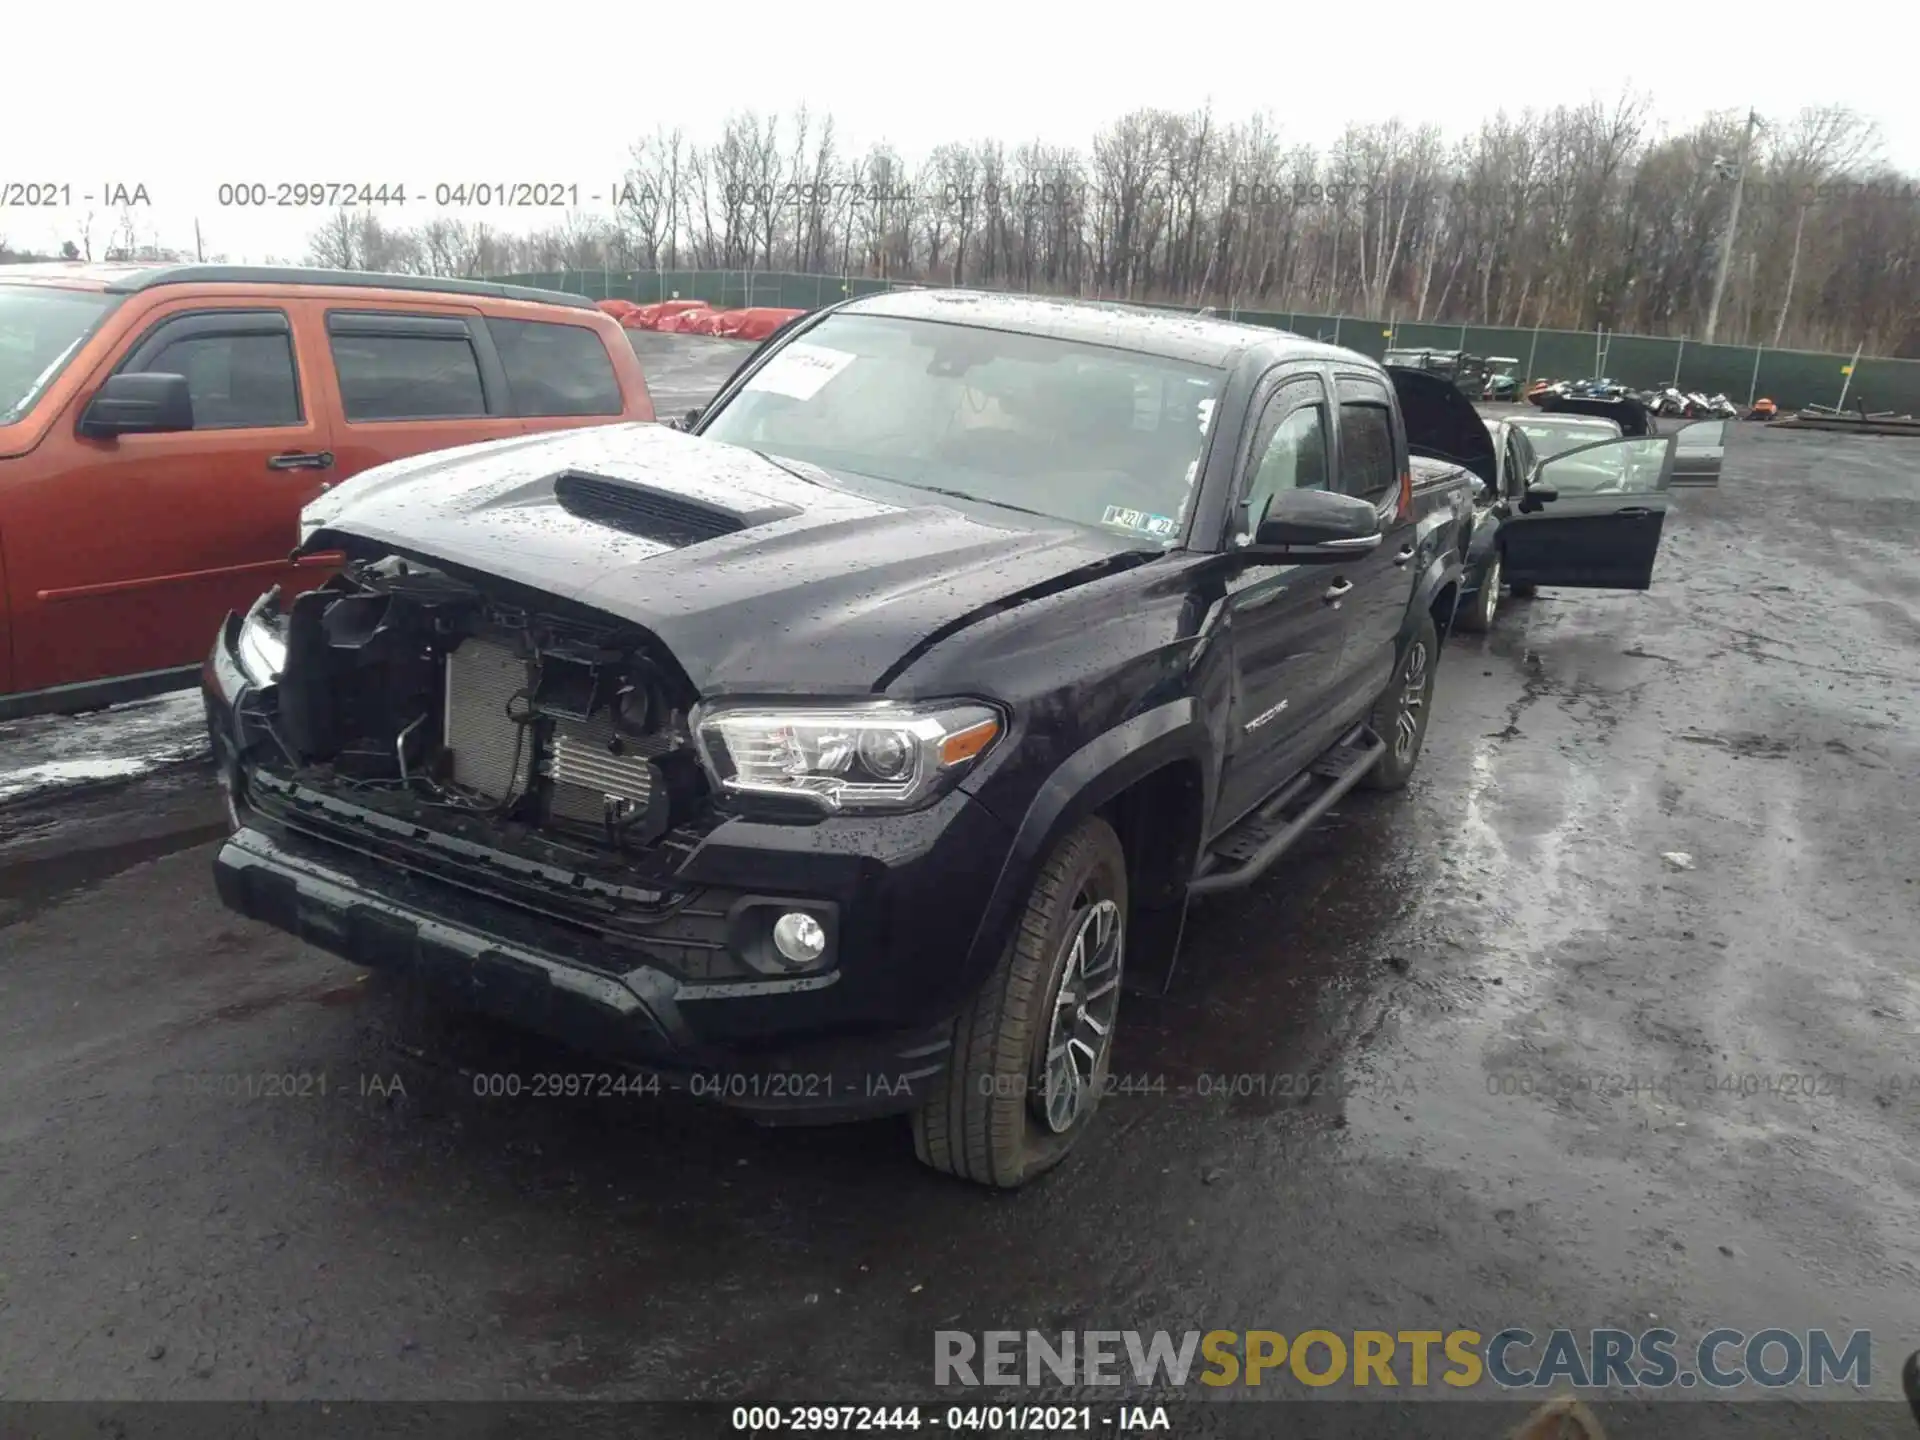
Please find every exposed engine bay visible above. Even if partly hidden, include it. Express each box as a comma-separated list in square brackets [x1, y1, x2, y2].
[246, 554, 713, 866]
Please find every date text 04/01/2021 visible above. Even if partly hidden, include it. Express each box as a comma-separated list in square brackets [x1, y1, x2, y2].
[728, 1404, 1170, 1431]
[207, 181, 652, 208]
[469, 1072, 915, 1102]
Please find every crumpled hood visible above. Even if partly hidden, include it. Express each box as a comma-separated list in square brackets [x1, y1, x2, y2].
[300, 423, 1144, 695]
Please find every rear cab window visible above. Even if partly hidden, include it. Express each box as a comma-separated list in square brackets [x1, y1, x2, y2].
[488, 317, 622, 417]
[326, 311, 488, 421]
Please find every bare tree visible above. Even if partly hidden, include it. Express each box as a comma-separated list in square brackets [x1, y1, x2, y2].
[292, 97, 1920, 353]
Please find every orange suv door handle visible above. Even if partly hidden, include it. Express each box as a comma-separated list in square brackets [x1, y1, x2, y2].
[267, 451, 333, 472]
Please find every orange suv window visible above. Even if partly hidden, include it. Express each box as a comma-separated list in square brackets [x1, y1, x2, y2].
[490, 318, 622, 417]
[327, 312, 488, 421]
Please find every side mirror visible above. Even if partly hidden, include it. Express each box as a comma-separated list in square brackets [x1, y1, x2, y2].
[1522, 483, 1559, 509]
[78, 372, 194, 438]
[1243, 488, 1383, 558]
[684, 407, 702, 430]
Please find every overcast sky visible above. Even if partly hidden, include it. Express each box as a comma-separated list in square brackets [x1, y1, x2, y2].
[4, 0, 1912, 265]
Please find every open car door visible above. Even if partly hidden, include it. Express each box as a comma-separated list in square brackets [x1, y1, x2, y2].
[1500, 432, 1676, 590]
[1669, 418, 1726, 487]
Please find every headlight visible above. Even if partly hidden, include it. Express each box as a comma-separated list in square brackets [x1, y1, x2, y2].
[235, 594, 287, 686]
[695, 702, 1002, 813]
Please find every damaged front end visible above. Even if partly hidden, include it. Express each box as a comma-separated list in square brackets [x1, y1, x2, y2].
[210, 548, 757, 972]
[265, 553, 704, 849]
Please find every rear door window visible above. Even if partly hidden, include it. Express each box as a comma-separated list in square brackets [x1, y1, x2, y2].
[489, 318, 622, 417]
[327, 312, 487, 421]
[1335, 376, 1398, 503]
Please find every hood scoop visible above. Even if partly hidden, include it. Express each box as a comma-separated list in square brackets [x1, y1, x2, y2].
[552, 470, 800, 548]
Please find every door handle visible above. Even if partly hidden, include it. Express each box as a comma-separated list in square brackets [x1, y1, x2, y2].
[267, 451, 333, 471]
[1323, 579, 1353, 603]
[1392, 544, 1415, 567]
[1615, 506, 1652, 517]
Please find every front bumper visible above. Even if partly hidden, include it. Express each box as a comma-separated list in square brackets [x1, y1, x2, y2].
[203, 619, 1014, 1122]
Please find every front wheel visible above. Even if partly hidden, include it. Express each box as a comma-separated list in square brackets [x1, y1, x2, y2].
[913, 816, 1129, 1188]
[1455, 552, 1501, 632]
[1362, 613, 1438, 791]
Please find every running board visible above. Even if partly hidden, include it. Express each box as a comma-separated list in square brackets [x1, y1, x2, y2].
[1188, 725, 1387, 896]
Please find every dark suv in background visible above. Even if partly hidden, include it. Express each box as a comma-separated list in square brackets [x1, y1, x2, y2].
[1383, 347, 1490, 399]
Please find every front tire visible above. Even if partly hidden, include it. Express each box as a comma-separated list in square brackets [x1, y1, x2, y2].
[1455, 552, 1501, 632]
[913, 816, 1129, 1188]
[1362, 613, 1438, 791]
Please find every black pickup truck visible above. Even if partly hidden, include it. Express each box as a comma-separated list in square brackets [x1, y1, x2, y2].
[204, 291, 1485, 1188]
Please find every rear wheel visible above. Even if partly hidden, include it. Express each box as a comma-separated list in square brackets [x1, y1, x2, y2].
[1362, 613, 1438, 791]
[913, 816, 1128, 1188]
[1455, 553, 1501, 632]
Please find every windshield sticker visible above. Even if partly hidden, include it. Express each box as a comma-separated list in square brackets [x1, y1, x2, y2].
[745, 342, 858, 401]
[1102, 504, 1180, 540]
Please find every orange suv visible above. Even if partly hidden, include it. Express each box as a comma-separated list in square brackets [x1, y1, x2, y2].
[0, 263, 655, 718]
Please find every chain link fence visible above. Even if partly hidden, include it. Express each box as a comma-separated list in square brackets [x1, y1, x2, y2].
[495, 268, 1920, 414]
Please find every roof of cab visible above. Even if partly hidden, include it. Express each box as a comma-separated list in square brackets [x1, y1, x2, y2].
[0, 261, 596, 309]
[838, 287, 1360, 369]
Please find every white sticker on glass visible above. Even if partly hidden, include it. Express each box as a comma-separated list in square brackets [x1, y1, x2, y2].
[744, 343, 859, 401]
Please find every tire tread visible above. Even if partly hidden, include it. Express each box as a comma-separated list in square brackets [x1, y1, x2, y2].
[912, 817, 1123, 1187]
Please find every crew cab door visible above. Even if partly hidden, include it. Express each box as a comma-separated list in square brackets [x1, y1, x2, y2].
[1319, 372, 1421, 728]
[1500, 432, 1677, 590]
[1213, 369, 1343, 832]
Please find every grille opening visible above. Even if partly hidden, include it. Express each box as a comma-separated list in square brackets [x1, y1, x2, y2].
[265, 555, 711, 855]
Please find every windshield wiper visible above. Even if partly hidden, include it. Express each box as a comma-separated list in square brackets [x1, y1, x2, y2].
[751, 450, 833, 486]
[906, 484, 1056, 521]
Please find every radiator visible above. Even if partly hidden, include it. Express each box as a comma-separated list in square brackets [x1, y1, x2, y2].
[544, 707, 675, 826]
[443, 638, 534, 801]
[444, 636, 675, 829]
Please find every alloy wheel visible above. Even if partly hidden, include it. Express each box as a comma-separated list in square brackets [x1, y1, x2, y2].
[1479, 555, 1502, 626]
[1394, 640, 1430, 764]
[1032, 895, 1124, 1135]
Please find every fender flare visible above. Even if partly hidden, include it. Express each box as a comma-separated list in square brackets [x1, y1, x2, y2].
[962, 699, 1213, 982]
[1408, 549, 1465, 643]
[1463, 512, 1500, 570]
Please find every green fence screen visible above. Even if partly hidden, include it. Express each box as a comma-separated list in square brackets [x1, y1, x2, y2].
[493, 269, 1920, 413]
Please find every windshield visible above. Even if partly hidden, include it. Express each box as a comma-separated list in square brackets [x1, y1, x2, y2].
[1517, 418, 1620, 460]
[0, 285, 121, 424]
[699, 313, 1226, 545]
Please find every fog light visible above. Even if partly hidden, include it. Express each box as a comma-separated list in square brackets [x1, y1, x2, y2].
[771, 911, 827, 968]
